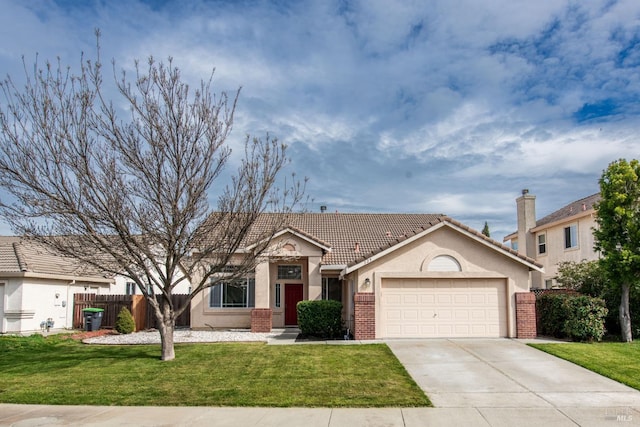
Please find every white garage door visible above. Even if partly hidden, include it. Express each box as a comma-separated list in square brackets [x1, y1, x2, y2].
[381, 278, 507, 338]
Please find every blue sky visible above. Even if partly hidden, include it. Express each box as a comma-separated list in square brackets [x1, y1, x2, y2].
[1, 0, 639, 241]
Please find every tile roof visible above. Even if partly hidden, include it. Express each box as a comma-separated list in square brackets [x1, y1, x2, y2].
[535, 193, 601, 228]
[248, 213, 540, 268]
[0, 213, 541, 277]
[0, 236, 107, 279]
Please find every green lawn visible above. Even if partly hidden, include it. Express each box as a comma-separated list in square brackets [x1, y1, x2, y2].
[0, 335, 430, 407]
[530, 341, 640, 390]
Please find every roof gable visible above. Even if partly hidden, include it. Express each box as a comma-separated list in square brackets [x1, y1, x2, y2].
[345, 217, 542, 274]
[246, 227, 332, 254]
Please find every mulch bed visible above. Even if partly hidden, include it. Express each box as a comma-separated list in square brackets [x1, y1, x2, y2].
[65, 329, 118, 341]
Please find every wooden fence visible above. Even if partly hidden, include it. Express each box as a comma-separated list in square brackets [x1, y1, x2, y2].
[145, 294, 191, 330]
[73, 293, 190, 331]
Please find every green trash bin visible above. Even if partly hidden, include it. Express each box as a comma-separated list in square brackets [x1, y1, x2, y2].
[82, 308, 104, 331]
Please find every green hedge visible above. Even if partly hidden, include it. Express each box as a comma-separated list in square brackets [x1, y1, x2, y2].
[537, 293, 608, 342]
[297, 300, 343, 339]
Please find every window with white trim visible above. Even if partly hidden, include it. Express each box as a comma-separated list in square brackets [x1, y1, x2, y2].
[209, 278, 255, 308]
[275, 283, 281, 308]
[537, 233, 547, 255]
[564, 225, 578, 249]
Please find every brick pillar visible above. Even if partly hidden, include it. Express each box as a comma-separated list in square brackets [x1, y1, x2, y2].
[515, 292, 537, 338]
[354, 293, 375, 340]
[251, 308, 272, 333]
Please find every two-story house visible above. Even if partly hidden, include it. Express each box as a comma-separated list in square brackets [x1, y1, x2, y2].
[503, 190, 600, 289]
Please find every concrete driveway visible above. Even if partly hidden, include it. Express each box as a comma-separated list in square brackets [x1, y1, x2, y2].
[387, 338, 640, 425]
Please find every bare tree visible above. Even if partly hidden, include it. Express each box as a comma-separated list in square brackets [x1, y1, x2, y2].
[0, 35, 304, 360]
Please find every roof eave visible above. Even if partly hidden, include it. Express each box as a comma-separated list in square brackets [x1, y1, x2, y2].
[503, 232, 517, 242]
[0, 271, 114, 284]
[320, 264, 347, 272]
[531, 209, 596, 233]
[244, 228, 332, 253]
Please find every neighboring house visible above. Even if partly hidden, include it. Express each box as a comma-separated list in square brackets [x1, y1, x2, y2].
[191, 212, 543, 339]
[111, 271, 191, 296]
[0, 235, 193, 334]
[503, 190, 601, 289]
[0, 237, 113, 333]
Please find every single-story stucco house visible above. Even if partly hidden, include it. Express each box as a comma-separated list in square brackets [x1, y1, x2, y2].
[0, 236, 192, 334]
[0, 236, 113, 333]
[191, 212, 543, 339]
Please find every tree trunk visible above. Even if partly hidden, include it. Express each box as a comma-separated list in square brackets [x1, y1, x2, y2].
[620, 283, 633, 343]
[157, 303, 176, 361]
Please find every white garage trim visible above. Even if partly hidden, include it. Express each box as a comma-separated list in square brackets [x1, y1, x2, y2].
[379, 276, 508, 338]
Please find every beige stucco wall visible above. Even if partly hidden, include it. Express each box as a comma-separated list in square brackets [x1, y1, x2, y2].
[265, 235, 324, 328]
[348, 225, 532, 338]
[191, 232, 326, 330]
[533, 212, 598, 288]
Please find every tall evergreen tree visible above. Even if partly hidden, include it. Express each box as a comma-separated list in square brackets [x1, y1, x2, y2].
[481, 221, 490, 237]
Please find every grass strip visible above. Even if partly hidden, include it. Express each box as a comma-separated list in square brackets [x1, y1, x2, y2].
[529, 341, 640, 391]
[0, 334, 431, 407]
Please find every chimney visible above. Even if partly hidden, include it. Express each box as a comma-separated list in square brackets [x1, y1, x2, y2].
[516, 189, 536, 257]
[320, 205, 327, 213]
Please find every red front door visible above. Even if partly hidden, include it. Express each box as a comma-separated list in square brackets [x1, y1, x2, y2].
[285, 284, 304, 326]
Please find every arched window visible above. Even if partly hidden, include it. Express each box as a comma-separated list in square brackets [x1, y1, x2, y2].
[427, 255, 462, 272]
[282, 243, 296, 252]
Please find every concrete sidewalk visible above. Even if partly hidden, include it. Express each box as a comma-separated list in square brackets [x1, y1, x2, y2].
[2, 403, 638, 426]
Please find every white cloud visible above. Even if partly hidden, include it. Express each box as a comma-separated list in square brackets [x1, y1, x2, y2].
[2, 0, 640, 241]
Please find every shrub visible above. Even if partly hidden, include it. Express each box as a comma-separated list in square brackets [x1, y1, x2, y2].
[115, 307, 136, 334]
[562, 295, 608, 342]
[297, 300, 343, 339]
[536, 293, 607, 342]
[537, 293, 570, 337]
[556, 259, 639, 336]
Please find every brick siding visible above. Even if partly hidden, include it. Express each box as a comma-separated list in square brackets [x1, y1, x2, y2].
[354, 293, 375, 340]
[515, 292, 537, 338]
[250, 308, 273, 333]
